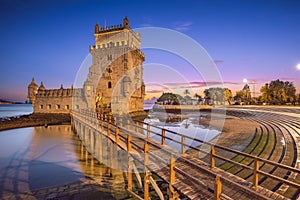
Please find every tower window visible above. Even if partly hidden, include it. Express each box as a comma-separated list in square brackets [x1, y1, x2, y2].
[108, 81, 112, 89]
[65, 105, 70, 110]
[56, 104, 60, 109]
[107, 55, 112, 61]
[47, 104, 51, 109]
[40, 105, 43, 109]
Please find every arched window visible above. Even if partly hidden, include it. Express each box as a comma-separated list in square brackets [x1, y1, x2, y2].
[56, 104, 60, 109]
[108, 81, 112, 89]
[65, 105, 70, 110]
[40, 105, 43, 109]
[47, 104, 51, 109]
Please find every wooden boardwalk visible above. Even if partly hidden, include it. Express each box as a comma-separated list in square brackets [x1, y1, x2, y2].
[72, 110, 300, 200]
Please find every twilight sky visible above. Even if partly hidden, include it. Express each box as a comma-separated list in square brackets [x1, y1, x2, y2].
[0, 0, 300, 100]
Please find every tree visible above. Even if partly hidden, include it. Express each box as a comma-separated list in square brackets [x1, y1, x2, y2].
[194, 93, 202, 104]
[204, 87, 231, 105]
[260, 79, 296, 105]
[297, 94, 300, 104]
[157, 93, 183, 105]
[234, 84, 251, 104]
[183, 89, 191, 104]
[184, 89, 190, 95]
[224, 88, 233, 105]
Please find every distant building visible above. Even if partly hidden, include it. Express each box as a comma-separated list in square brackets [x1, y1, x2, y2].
[28, 17, 145, 115]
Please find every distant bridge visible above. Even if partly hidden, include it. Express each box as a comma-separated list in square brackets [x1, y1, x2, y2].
[71, 107, 300, 200]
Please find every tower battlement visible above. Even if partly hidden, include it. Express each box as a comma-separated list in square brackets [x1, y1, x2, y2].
[36, 88, 73, 97]
[93, 17, 140, 50]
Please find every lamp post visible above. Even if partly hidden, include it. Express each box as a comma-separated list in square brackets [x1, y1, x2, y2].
[243, 78, 256, 98]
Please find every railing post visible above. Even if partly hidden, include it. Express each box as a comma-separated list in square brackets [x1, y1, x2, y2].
[168, 154, 179, 200]
[147, 124, 150, 139]
[253, 157, 259, 188]
[181, 136, 186, 154]
[127, 134, 133, 191]
[127, 135, 132, 152]
[144, 141, 149, 170]
[210, 146, 215, 169]
[144, 138, 150, 200]
[170, 154, 175, 184]
[144, 171, 150, 200]
[214, 176, 222, 200]
[161, 129, 166, 145]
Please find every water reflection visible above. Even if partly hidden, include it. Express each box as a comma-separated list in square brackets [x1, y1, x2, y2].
[144, 111, 220, 151]
[0, 125, 127, 199]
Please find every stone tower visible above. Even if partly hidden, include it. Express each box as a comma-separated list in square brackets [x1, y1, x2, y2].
[83, 17, 145, 115]
[27, 77, 38, 106]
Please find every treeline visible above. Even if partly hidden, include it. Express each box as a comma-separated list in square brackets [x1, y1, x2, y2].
[157, 79, 300, 106]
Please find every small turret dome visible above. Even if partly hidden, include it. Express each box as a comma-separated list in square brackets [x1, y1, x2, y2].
[123, 16, 130, 29]
[95, 23, 100, 33]
[28, 77, 38, 89]
[38, 81, 46, 91]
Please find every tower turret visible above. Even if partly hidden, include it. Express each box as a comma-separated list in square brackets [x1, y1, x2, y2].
[95, 23, 100, 33]
[27, 77, 38, 106]
[38, 81, 46, 91]
[123, 16, 130, 29]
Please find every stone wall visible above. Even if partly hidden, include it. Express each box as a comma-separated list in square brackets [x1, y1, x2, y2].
[34, 88, 73, 114]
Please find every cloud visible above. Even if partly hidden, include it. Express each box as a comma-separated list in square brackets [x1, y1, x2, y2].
[174, 21, 193, 31]
[279, 77, 296, 81]
[146, 89, 164, 93]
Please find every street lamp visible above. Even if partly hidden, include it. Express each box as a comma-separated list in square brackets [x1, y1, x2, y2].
[243, 78, 256, 98]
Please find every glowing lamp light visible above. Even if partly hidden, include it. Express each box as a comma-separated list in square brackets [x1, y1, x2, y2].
[296, 63, 300, 70]
[243, 78, 248, 83]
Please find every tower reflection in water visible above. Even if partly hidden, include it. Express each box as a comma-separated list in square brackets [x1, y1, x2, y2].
[0, 125, 128, 199]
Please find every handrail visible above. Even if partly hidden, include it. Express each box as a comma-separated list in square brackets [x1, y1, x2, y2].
[71, 109, 300, 199]
[136, 120, 300, 174]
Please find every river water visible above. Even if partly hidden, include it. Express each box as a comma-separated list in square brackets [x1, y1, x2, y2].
[0, 104, 220, 199]
[0, 104, 33, 118]
[0, 125, 128, 199]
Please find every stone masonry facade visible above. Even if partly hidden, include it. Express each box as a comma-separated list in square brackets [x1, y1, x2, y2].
[28, 17, 145, 115]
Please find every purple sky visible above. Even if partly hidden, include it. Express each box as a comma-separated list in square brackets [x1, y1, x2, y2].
[0, 0, 300, 100]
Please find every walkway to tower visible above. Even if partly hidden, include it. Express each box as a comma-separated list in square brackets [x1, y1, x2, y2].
[71, 108, 300, 200]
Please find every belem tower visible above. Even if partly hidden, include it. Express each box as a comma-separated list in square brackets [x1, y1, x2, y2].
[27, 17, 146, 116]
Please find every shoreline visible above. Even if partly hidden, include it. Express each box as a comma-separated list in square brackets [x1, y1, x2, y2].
[0, 113, 71, 131]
